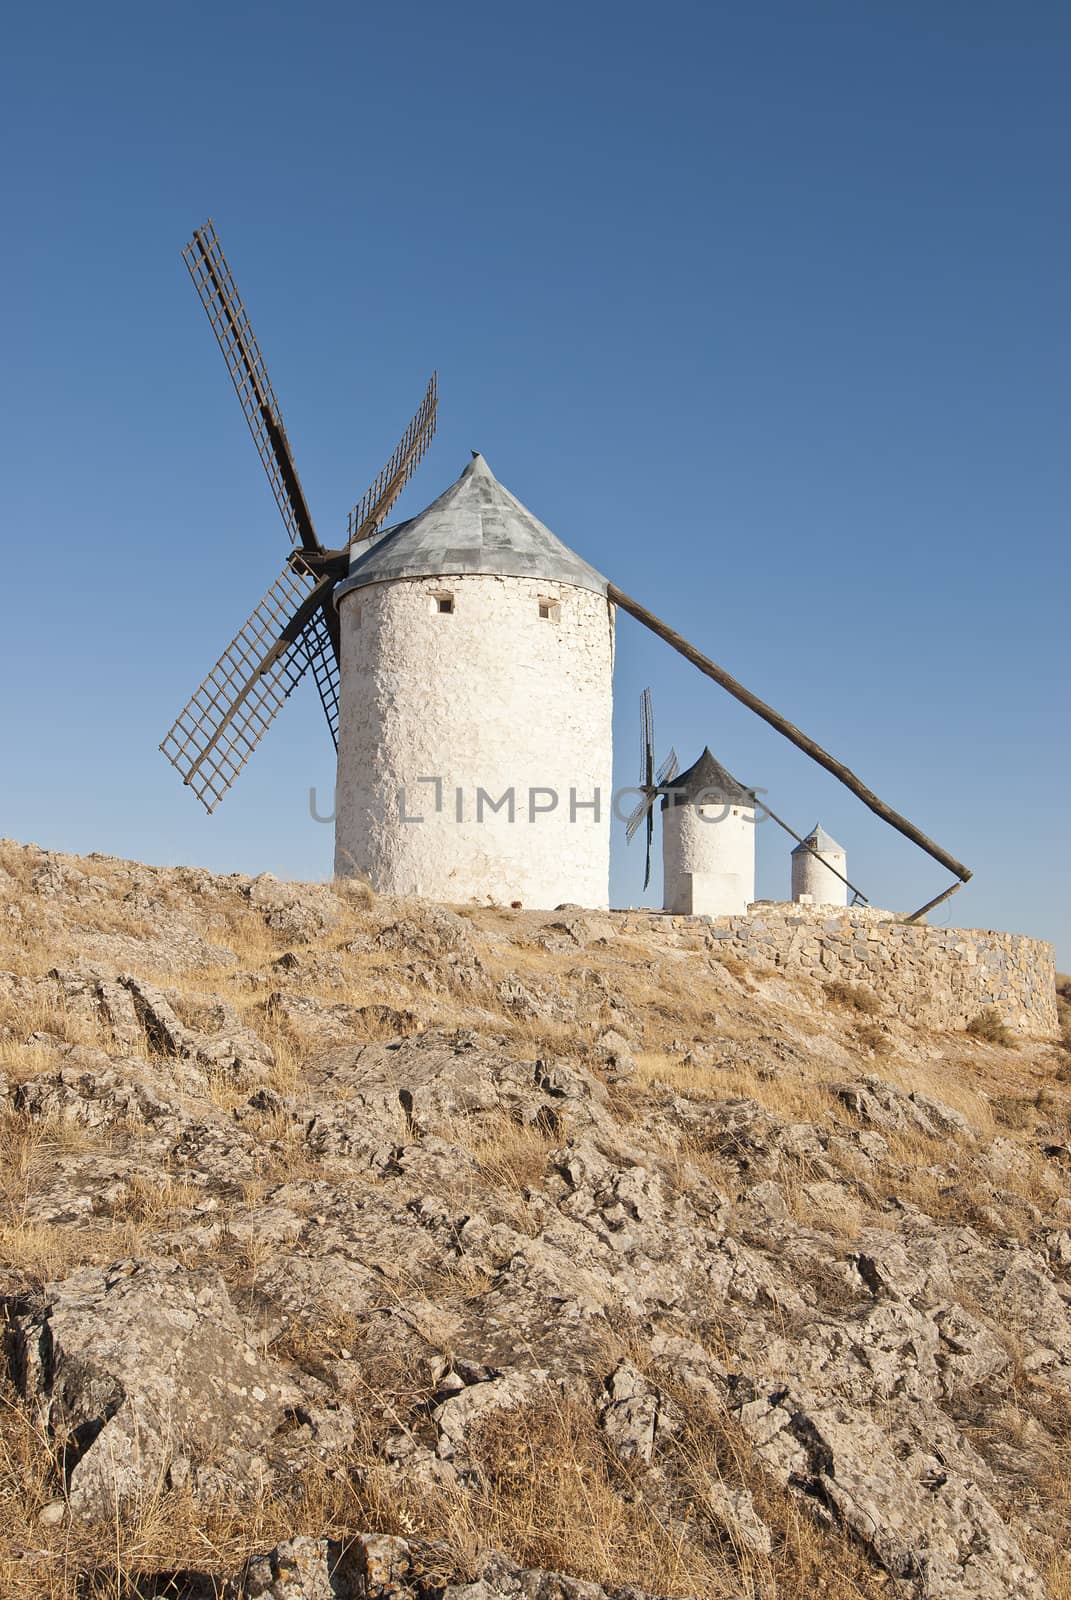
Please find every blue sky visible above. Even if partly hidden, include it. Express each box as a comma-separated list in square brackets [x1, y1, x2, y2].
[1, 2, 1068, 958]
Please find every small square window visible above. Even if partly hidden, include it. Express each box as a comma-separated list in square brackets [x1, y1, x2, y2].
[538, 598, 561, 622]
[430, 590, 455, 615]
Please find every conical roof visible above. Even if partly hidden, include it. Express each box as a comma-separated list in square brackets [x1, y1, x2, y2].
[791, 823, 844, 856]
[661, 747, 756, 808]
[335, 453, 608, 601]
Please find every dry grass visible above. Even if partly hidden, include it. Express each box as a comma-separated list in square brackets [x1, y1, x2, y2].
[108, 1172, 204, 1229]
[0, 1113, 148, 1283]
[0, 839, 1067, 1598]
[0, 990, 135, 1084]
[710, 950, 756, 986]
[465, 1114, 559, 1193]
[966, 1007, 1015, 1047]
[854, 1022, 892, 1056]
[959, 1372, 1071, 1596]
[824, 979, 881, 1015]
[0, 1112, 92, 1238]
[460, 1381, 889, 1600]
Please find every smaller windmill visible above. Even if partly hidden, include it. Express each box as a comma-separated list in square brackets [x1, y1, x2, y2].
[624, 688, 679, 888]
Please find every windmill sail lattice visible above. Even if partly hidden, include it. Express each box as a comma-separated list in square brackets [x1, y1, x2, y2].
[183, 222, 317, 550]
[624, 688, 678, 888]
[303, 613, 341, 744]
[160, 563, 326, 812]
[348, 373, 439, 544]
[161, 219, 438, 810]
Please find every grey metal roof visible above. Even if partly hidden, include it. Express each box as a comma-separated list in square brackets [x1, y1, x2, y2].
[791, 823, 845, 856]
[335, 452, 608, 602]
[661, 747, 756, 808]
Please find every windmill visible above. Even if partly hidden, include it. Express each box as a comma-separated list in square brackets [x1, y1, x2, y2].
[159, 225, 971, 924]
[624, 688, 679, 889]
[159, 220, 438, 812]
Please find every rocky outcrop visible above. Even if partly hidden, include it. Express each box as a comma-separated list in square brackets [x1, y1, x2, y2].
[211, 1534, 692, 1599]
[0, 839, 1067, 1600]
[6, 1024, 1061, 1595]
[6, 1259, 352, 1516]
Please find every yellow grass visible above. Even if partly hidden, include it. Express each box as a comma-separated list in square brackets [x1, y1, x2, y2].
[0, 1366, 892, 1600]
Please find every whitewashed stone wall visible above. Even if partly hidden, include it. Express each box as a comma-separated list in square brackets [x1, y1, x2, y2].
[334, 574, 614, 908]
[662, 803, 756, 916]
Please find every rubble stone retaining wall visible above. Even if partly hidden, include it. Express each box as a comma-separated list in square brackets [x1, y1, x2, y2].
[621, 904, 1058, 1037]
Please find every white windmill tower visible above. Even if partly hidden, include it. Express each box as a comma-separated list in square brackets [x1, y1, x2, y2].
[623, 698, 755, 917]
[791, 823, 848, 907]
[156, 224, 613, 910]
[333, 453, 615, 906]
[660, 748, 756, 917]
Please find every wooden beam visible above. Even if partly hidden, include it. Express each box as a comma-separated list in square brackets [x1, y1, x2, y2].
[607, 582, 972, 885]
[902, 880, 964, 925]
[261, 405, 320, 555]
[288, 547, 350, 581]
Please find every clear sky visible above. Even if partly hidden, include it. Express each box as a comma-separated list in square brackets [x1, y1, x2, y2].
[2, 2, 1068, 959]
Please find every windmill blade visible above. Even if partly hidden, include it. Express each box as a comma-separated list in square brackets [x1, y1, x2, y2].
[624, 794, 651, 844]
[302, 612, 340, 752]
[296, 372, 438, 734]
[639, 687, 654, 789]
[644, 806, 654, 891]
[347, 373, 439, 544]
[657, 747, 679, 786]
[160, 562, 334, 812]
[183, 220, 318, 551]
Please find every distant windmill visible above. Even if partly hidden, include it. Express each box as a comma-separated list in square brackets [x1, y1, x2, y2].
[624, 688, 679, 889]
[159, 220, 438, 811]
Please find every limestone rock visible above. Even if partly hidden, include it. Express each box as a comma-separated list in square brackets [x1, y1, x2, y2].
[225, 1537, 363, 1599]
[536, 912, 616, 950]
[729, 1378, 1044, 1598]
[597, 1359, 681, 1466]
[267, 989, 418, 1044]
[376, 907, 479, 962]
[220, 1535, 694, 1600]
[829, 1075, 974, 1140]
[704, 1481, 772, 1557]
[245, 874, 342, 943]
[6, 1258, 352, 1516]
[0, 839, 1066, 1600]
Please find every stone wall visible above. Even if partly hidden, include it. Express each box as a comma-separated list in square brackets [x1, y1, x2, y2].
[623, 903, 1058, 1037]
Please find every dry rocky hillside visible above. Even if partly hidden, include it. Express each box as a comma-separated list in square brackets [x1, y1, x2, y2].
[1, 839, 1069, 1600]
